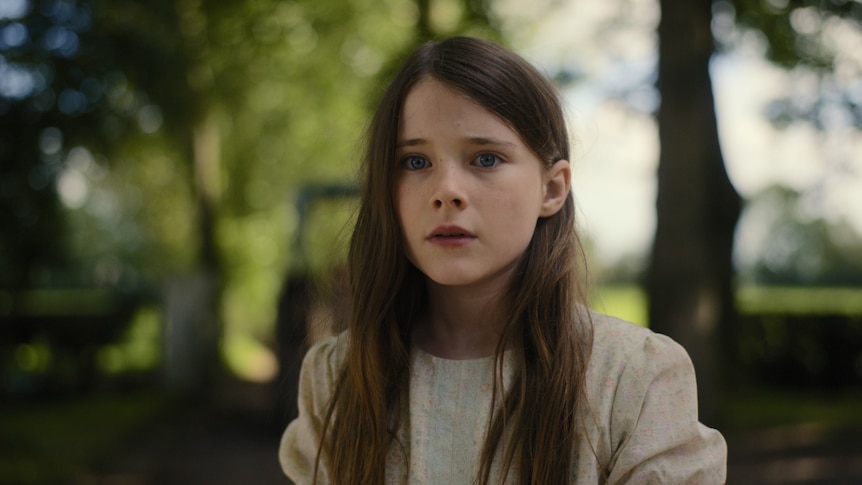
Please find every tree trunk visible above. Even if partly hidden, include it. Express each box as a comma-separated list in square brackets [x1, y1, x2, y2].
[648, 0, 741, 425]
[162, 0, 223, 395]
[164, 116, 222, 395]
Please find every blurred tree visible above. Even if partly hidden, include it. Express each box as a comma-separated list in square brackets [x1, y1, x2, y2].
[0, 0, 113, 289]
[647, 0, 860, 423]
[648, 0, 741, 425]
[0, 0, 221, 391]
[737, 185, 862, 286]
[0, 0, 206, 288]
[730, 0, 862, 128]
[2, 0, 502, 392]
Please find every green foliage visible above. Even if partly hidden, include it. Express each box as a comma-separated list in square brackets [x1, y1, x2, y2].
[728, 0, 861, 70]
[194, 0, 500, 339]
[721, 0, 862, 129]
[95, 306, 161, 374]
[0, 0, 500, 379]
[61, 136, 198, 285]
[0, 0, 202, 289]
[736, 185, 862, 286]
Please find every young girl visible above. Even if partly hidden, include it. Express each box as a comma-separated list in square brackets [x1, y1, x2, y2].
[279, 36, 727, 484]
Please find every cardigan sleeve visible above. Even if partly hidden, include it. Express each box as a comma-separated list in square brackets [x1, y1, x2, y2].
[604, 332, 727, 484]
[279, 335, 343, 485]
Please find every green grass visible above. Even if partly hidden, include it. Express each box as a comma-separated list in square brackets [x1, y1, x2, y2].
[0, 391, 171, 484]
[593, 284, 862, 325]
[591, 285, 648, 326]
[737, 286, 862, 315]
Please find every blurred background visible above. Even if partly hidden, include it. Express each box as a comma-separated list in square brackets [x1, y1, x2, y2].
[1, 0, 860, 483]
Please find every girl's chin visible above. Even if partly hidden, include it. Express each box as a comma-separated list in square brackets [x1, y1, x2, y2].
[422, 270, 511, 290]
[422, 271, 480, 288]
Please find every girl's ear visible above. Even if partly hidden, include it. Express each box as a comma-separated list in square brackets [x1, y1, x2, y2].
[540, 159, 571, 217]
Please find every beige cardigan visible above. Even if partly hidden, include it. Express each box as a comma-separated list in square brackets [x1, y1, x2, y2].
[279, 313, 727, 484]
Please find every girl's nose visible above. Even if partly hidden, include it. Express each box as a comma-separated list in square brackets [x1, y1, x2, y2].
[434, 196, 462, 208]
[432, 163, 466, 209]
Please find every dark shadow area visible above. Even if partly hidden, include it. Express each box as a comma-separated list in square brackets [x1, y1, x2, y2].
[727, 416, 862, 484]
[0, 378, 288, 484]
[90, 379, 288, 485]
[723, 302, 862, 483]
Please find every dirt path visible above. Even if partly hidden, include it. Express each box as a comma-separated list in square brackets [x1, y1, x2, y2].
[726, 423, 862, 484]
[91, 380, 288, 485]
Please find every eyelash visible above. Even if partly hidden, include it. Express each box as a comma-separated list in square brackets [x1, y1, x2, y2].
[400, 153, 503, 170]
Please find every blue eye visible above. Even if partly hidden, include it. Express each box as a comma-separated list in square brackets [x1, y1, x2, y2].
[476, 153, 499, 168]
[404, 156, 429, 170]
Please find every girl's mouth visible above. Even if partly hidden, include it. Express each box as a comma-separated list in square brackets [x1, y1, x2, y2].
[428, 225, 475, 245]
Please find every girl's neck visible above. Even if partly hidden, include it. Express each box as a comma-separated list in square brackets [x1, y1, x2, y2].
[413, 279, 506, 360]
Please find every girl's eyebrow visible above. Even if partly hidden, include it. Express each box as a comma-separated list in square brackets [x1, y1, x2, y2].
[396, 138, 427, 149]
[464, 136, 516, 148]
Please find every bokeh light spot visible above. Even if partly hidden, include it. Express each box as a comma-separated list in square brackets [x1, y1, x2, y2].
[58, 88, 86, 114]
[38, 127, 63, 155]
[137, 105, 163, 133]
[57, 168, 88, 209]
[1, 22, 29, 47]
[0, 0, 30, 20]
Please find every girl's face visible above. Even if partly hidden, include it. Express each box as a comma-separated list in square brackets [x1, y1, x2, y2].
[394, 79, 569, 292]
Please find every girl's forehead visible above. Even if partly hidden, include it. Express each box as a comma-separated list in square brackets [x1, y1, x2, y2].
[398, 79, 513, 137]
[396, 82, 540, 162]
[403, 79, 483, 113]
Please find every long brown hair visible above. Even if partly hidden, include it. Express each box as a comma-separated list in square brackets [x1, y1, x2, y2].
[317, 36, 593, 484]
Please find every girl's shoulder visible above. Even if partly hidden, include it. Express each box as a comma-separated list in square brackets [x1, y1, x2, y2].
[583, 313, 727, 483]
[589, 311, 691, 370]
[298, 331, 350, 383]
[585, 312, 698, 398]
